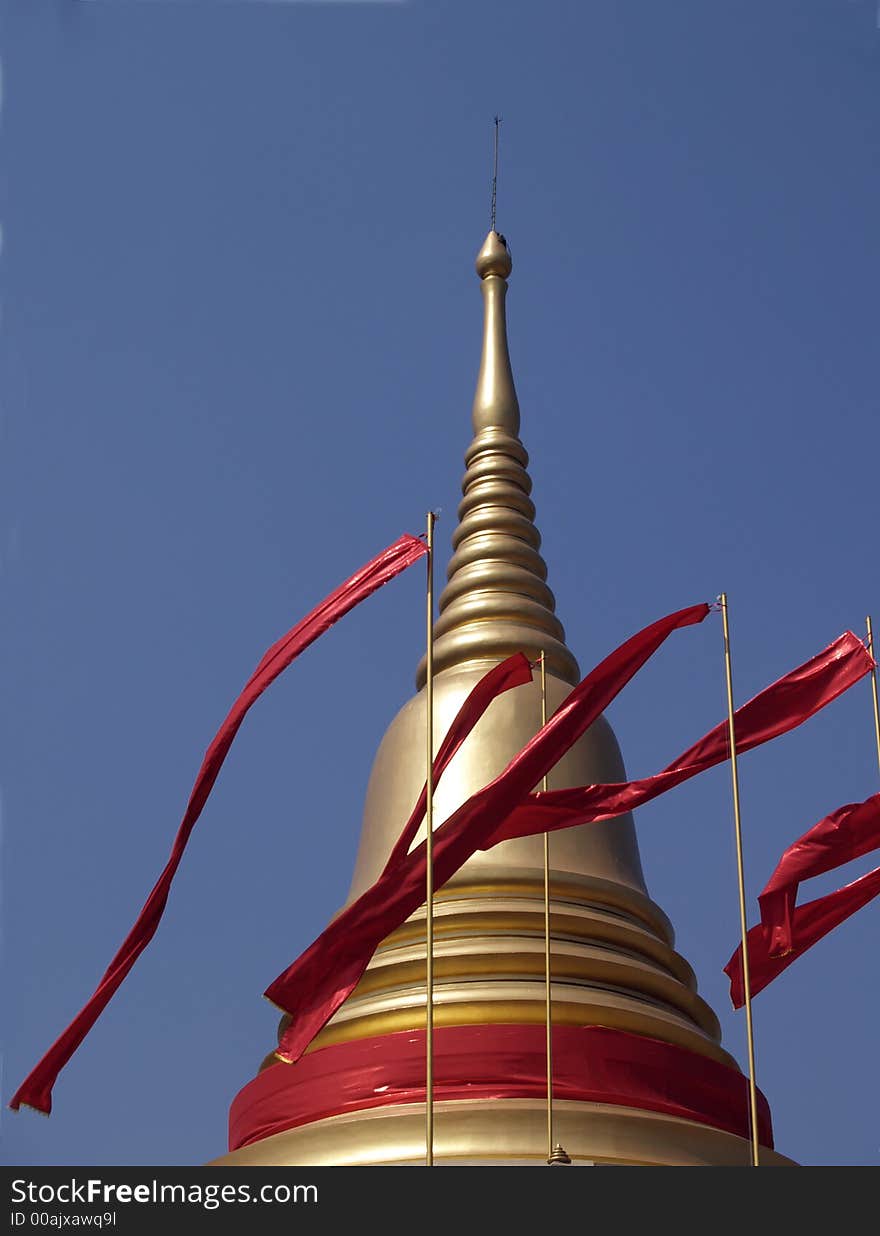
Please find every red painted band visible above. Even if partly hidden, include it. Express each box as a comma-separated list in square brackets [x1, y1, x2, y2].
[229, 1024, 773, 1153]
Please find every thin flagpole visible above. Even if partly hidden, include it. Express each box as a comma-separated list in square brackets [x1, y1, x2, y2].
[542, 652, 553, 1160]
[540, 653, 570, 1167]
[425, 512, 436, 1167]
[867, 617, 880, 779]
[719, 593, 760, 1167]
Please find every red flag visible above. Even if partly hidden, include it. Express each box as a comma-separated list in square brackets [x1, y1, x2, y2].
[724, 864, 880, 1007]
[484, 631, 874, 847]
[11, 533, 427, 1115]
[269, 603, 711, 1064]
[757, 794, 880, 956]
[384, 653, 534, 873]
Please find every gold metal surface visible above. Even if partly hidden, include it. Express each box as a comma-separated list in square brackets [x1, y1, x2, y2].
[376, 905, 697, 988]
[475, 229, 513, 281]
[318, 945, 723, 1039]
[416, 231, 578, 687]
[303, 992, 736, 1069]
[720, 594, 760, 1167]
[430, 873, 675, 938]
[211, 1100, 796, 1168]
[347, 671, 651, 902]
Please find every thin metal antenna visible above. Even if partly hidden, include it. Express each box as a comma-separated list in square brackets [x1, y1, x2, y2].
[490, 115, 501, 233]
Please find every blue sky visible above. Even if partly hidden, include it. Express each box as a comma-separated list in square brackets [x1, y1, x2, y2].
[2, 1, 878, 1167]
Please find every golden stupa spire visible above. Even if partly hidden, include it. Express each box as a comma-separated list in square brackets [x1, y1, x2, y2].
[417, 230, 579, 688]
[215, 217, 795, 1169]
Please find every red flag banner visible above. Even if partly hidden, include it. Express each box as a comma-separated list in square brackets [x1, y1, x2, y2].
[269, 603, 712, 1064]
[758, 793, 880, 956]
[724, 864, 880, 1008]
[11, 533, 427, 1115]
[484, 631, 874, 848]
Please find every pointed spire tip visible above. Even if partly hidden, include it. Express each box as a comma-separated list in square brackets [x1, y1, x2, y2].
[414, 225, 579, 689]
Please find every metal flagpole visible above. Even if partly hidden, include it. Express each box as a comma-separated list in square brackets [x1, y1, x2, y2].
[540, 652, 570, 1167]
[866, 617, 880, 779]
[542, 653, 553, 1160]
[425, 512, 436, 1166]
[719, 593, 761, 1167]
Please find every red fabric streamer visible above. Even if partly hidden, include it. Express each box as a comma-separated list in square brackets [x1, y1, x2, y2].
[11, 534, 427, 1115]
[230, 1025, 775, 1153]
[724, 864, 880, 1008]
[758, 793, 880, 956]
[383, 653, 534, 873]
[484, 631, 874, 847]
[268, 603, 711, 1063]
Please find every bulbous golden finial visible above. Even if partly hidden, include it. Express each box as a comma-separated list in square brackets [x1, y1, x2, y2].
[416, 232, 579, 688]
[475, 230, 513, 279]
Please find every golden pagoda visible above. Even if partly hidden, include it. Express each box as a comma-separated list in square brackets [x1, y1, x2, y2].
[213, 229, 794, 1167]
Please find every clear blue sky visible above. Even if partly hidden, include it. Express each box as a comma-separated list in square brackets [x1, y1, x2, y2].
[2, 1, 878, 1167]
